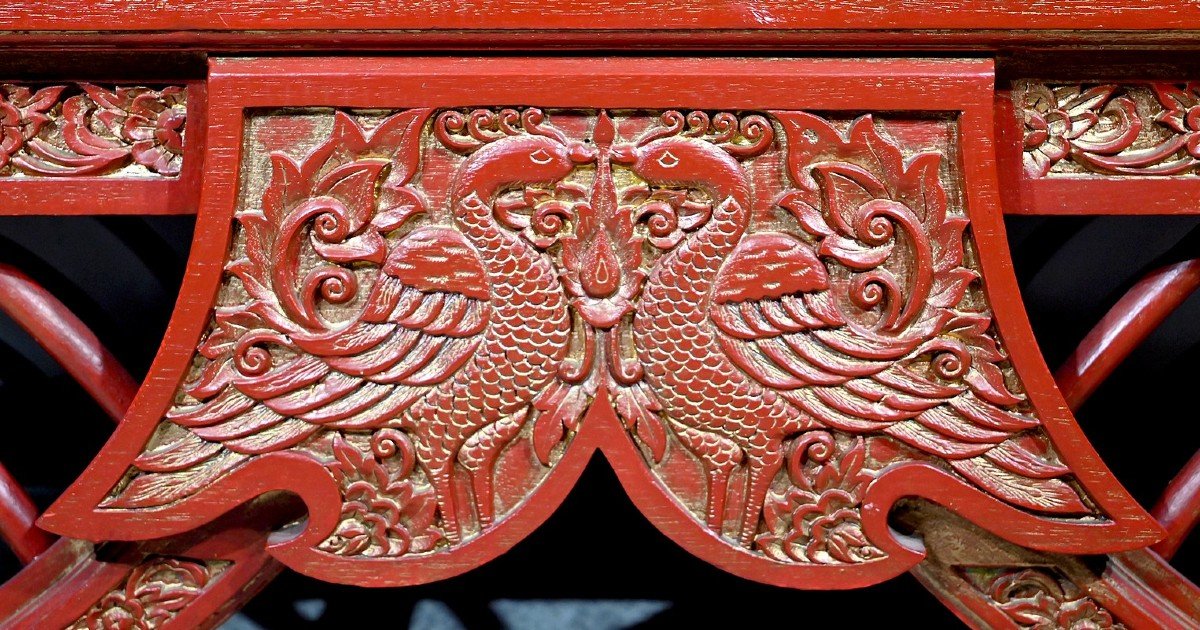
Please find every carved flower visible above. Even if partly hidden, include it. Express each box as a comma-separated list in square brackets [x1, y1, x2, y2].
[320, 433, 442, 557]
[1017, 83, 1139, 177]
[82, 84, 187, 175]
[0, 84, 64, 169]
[790, 487, 881, 564]
[1056, 599, 1118, 630]
[1152, 83, 1200, 156]
[989, 569, 1121, 630]
[756, 434, 884, 564]
[776, 112, 971, 345]
[75, 558, 214, 630]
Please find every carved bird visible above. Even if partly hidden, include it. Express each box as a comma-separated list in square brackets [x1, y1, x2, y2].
[101, 110, 576, 544]
[630, 112, 1090, 548]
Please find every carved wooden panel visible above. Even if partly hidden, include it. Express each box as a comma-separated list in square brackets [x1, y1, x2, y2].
[968, 567, 1122, 628]
[0, 83, 185, 178]
[1017, 81, 1200, 177]
[1002, 80, 1200, 216]
[67, 557, 227, 630]
[905, 499, 1199, 628]
[0, 81, 200, 216]
[38, 57, 1161, 590]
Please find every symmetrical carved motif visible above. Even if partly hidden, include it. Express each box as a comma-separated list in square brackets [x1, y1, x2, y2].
[68, 557, 226, 629]
[965, 567, 1123, 629]
[49, 105, 1151, 585]
[0, 83, 186, 177]
[1017, 81, 1200, 177]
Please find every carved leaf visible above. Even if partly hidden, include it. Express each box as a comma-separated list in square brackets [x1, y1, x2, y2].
[614, 382, 667, 462]
[532, 381, 589, 465]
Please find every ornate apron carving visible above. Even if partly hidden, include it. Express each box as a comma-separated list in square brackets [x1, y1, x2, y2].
[40, 59, 1161, 589]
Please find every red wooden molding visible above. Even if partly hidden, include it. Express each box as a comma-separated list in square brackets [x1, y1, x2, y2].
[0, 81, 205, 216]
[3, 1, 1200, 32]
[37, 57, 1160, 591]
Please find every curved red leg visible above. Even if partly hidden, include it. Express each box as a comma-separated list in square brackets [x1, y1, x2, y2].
[1055, 259, 1200, 411]
[0, 264, 137, 423]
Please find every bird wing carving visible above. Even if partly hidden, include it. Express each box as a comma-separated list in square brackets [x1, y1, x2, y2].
[109, 232, 492, 509]
[710, 235, 1087, 515]
[102, 110, 495, 509]
[707, 112, 1088, 515]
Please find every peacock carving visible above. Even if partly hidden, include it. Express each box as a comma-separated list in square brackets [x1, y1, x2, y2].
[42, 106, 1158, 585]
[630, 111, 1092, 549]
[99, 108, 580, 544]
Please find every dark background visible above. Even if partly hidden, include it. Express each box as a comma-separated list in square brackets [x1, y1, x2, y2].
[1, 213, 1197, 628]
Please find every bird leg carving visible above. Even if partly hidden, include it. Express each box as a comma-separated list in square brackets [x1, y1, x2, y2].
[739, 443, 786, 547]
[459, 410, 528, 528]
[671, 421, 743, 534]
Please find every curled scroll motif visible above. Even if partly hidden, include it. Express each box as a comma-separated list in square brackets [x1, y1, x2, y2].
[68, 557, 226, 630]
[1017, 80, 1200, 177]
[0, 83, 186, 177]
[965, 567, 1123, 629]
[44, 106, 1155, 587]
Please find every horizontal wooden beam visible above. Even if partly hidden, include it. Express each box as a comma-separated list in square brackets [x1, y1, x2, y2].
[4, 1, 1200, 33]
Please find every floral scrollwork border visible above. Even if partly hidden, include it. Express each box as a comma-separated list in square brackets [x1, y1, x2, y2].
[966, 566, 1123, 629]
[68, 556, 227, 629]
[0, 83, 186, 178]
[1017, 81, 1200, 178]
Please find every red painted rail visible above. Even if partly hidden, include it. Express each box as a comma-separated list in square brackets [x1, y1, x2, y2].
[1055, 260, 1200, 411]
[0, 264, 137, 563]
[0, 265, 137, 422]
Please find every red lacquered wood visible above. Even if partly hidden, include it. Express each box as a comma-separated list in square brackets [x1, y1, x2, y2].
[0, 262, 139, 563]
[8, 30, 1200, 54]
[997, 84, 1200, 216]
[36, 57, 1160, 594]
[1151, 450, 1200, 560]
[0, 81, 205, 217]
[0, 504, 284, 628]
[0, 253, 279, 624]
[0, 6, 1197, 621]
[1055, 260, 1200, 410]
[907, 504, 1195, 630]
[0, 264, 137, 421]
[1007, 178, 1200, 216]
[0, 179, 192, 216]
[3, 1, 1200, 33]
[1099, 551, 1200, 629]
[0, 463, 51, 564]
[1048, 257, 1200, 562]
